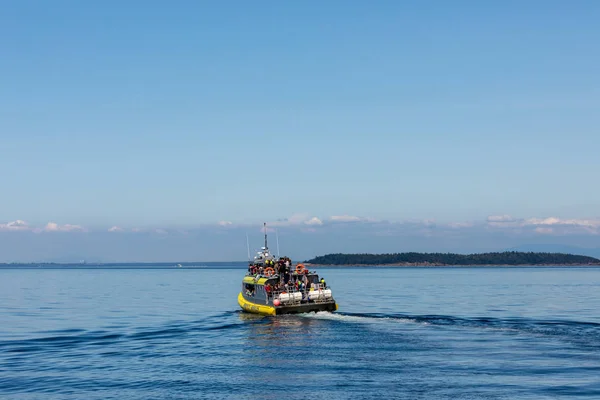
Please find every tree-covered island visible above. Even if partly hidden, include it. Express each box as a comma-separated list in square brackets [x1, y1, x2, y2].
[304, 252, 600, 266]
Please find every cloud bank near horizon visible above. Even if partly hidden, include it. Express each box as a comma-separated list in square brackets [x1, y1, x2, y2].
[0, 220, 86, 233]
[1, 213, 600, 263]
[2, 213, 599, 236]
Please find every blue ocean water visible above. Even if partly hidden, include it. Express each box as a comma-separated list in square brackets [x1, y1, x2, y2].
[1, 267, 599, 399]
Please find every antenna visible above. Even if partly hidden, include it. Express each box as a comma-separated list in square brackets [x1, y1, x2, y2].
[263, 222, 268, 250]
[275, 228, 280, 258]
[246, 232, 251, 261]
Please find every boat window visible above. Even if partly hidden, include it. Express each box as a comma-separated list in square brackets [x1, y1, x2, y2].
[244, 283, 256, 296]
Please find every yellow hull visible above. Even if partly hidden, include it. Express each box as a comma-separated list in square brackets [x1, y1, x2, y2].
[238, 292, 276, 316]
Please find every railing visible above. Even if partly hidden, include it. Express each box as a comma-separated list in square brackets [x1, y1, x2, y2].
[267, 284, 332, 305]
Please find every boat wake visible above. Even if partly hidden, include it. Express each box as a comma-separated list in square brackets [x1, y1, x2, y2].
[3, 309, 599, 357]
[302, 310, 600, 348]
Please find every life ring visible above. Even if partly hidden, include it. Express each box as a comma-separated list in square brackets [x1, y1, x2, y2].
[264, 267, 275, 277]
[295, 264, 305, 274]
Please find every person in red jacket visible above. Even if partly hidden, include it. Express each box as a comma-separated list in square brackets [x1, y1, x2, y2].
[265, 283, 272, 298]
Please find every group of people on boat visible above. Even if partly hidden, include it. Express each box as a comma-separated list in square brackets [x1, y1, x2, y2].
[263, 274, 327, 299]
[247, 256, 292, 277]
[246, 256, 328, 301]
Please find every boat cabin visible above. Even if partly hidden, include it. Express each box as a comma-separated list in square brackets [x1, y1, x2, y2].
[242, 271, 328, 306]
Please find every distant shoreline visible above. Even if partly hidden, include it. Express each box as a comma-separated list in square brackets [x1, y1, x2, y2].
[304, 251, 600, 267]
[2, 263, 600, 269]
[0, 262, 248, 268]
[304, 263, 600, 267]
[2, 251, 600, 268]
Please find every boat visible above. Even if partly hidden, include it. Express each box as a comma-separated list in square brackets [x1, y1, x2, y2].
[238, 223, 338, 316]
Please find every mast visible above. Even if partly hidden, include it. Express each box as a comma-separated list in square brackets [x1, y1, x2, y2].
[246, 232, 251, 261]
[276, 228, 280, 258]
[263, 222, 268, 250]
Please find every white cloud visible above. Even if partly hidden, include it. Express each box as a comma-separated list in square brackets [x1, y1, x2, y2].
[171, 214, 596, 237]
[525, 217, 600, 235]
[525, 217, 561, 226]
[44, 222, 59, 231]
[217, 214, 378, 229]
[486, 215, 600, 229]
[487, 215, 515, 222]
[484, 214, 600, 235]
[283, 214, 313, 225]
[42, 222, 86, 232]
[329, 215, 381, 223]
[267, 214, 323, 227]
[447, 222, 474, 228]
[304, 217, 323, 226]
[330, 215, 362, 222]
[3, 214, 596, 237]
[524, 217, 600, 228]
[1, 220, 87, 233]
[0, 220, 30, 231]
[486, 215, 520, 227]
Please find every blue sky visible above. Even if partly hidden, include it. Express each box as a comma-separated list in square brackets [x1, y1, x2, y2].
[1, 1, 599, 261]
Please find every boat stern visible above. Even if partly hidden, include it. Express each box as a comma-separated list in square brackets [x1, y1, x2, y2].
[238, 292, 276, 316]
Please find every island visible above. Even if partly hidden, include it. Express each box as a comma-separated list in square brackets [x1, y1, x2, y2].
[304, 251, 600, 266]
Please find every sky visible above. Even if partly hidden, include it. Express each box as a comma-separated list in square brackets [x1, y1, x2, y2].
[1, 1, 599, 262]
